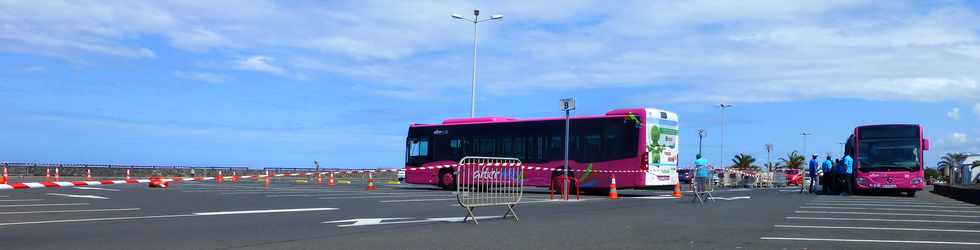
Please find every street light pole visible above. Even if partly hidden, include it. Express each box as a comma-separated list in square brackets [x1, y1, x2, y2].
[719, 103, 733, 168]
[697, 129, 706, 156]
[766, 143, 773, 172]
[801, 131, 812, 158]
[452, 10, 503, 118]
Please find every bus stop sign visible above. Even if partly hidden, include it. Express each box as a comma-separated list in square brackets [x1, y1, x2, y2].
[561, 98, 576, 111]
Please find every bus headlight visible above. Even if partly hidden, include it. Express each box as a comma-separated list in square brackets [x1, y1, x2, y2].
[855, 177, 868, 185]
[911, 177, 923, 185]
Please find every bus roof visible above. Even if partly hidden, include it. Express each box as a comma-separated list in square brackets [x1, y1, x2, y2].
[856, 124, 921, 129]
[410, 108, 675, 127]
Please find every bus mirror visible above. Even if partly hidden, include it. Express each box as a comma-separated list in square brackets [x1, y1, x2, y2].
[923, 139, 930, 151]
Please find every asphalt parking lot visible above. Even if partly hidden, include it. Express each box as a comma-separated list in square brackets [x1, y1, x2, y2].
[0, 180, 975, 250]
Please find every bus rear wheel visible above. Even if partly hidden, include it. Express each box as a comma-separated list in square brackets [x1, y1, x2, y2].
[905, 190, 916, 197]
[438, 170, 456, 191]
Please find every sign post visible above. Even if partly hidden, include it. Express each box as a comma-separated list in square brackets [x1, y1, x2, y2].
[560, 98, 575, 200]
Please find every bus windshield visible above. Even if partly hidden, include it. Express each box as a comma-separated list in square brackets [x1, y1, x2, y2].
[858, 139, 920, 171]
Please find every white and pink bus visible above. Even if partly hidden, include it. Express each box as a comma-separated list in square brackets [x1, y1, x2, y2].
[846, 124, 928, 196]
[404, 108, 679, 191]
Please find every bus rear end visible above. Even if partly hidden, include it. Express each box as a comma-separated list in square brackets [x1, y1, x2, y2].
[643, 108, 679, 187]
[850, 124, 927, 196]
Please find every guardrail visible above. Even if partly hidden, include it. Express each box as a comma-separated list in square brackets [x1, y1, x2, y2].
[456, 157, 524, 224]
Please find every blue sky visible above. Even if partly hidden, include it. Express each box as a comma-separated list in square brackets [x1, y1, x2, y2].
[2, 1, 979, 168]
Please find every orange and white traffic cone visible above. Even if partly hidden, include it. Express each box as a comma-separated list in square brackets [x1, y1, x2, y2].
[232, 172, 239, 183]
[55, 167, 60, 181]
[328, 172, 336, 187]
[216, 170, 223, 184]
[316, 173, 323, 184]
[45, 168, 51, 181]
[264, 170, 271, 188]
[673, 182, 683, 198]
[86, 169, 92, 181]
[125, 169, 131, 181]
[1, 165, 8, 184]
[366, 172, 376, 191]
[609, 174, 619, 200]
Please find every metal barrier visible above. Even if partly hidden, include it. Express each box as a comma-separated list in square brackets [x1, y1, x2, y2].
[771, 169, 788, 188]
[692, 166, 715, 204]
[456, 157, 524, 224]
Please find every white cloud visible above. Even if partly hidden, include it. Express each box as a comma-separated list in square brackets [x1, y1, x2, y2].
[174, 71, 226, 83]
[5, 1, 980, 103]
[236, 56, 286, 76]
[952, 132, 969, 144]
[947, 107, 961, 120]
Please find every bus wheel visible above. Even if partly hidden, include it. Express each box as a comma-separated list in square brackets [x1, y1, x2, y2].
[439, 170, 456, 191]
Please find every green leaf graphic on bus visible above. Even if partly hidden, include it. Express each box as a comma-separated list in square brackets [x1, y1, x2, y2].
[649, 125, 662, 163]
[579, 163, 594, 183]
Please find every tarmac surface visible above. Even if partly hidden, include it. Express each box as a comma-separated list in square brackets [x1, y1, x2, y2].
[0, 180, 977, 250]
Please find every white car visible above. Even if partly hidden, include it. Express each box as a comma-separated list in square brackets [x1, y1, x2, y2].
[397, 169, 405, 181]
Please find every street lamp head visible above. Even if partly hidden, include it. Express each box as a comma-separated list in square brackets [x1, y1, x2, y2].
[451, 14, 464, 19]
[490, 15, 504, 20]
[474, 9, 480, 16]
[719, 103, 733, 108]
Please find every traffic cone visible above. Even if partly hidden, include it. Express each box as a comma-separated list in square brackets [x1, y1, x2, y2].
[328, 172, 336, 187]
[232, 172, 239, 183]
[46, 168, 51, 181]
[609, 174, 619, 200]
[263, 170, 271, 188]
[86, 169, 92, 181]
[673, 182, 682, 198]
[2, 165, 8, 184]
[125, 169, 131, 181]
[216, 170, 223, 184]
[55, 167, 60, 181]
[366, 172, 376, 191]
[316, 173, 323, 184]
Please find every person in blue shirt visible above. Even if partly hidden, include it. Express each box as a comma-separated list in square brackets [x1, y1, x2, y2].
[694, 154, 710, 193]
[842, 154, 854, 195]
[821, 156, 833, 194]
[808, 154, 819, 194]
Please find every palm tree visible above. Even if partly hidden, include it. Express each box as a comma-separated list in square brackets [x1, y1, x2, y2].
[763, 162, 782, 172]
[779, 151, 806, 169]
[938, 153, 966, 169]
[731, 153, 758, 170]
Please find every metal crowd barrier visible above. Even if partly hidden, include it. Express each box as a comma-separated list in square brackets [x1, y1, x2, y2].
[692, 166, 715, 204]
[772, 169, 788, 188]
[456, 157, 524, 224]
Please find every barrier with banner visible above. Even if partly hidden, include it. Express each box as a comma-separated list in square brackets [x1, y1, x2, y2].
[456, 157, 524, 224]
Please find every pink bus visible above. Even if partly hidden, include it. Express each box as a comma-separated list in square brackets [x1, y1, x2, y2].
[404, 108, 679, 190]
[845, 124, 928, 196]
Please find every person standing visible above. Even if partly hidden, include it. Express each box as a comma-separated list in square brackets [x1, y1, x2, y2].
[694, 154, 710, 195]
[808, 154, 819, 194]
[843, 154, 854, 195]
[821, 155, 833, 194]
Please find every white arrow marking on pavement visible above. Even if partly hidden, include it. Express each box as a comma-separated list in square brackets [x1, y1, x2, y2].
[708, 196, 751, 201]
[322, 218, 414, 227]
[74, 187, 121, 192]
[47, 193, 110, 200]
[323, 216, 500, 227]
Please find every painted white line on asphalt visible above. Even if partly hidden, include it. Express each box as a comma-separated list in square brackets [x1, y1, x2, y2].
[807, 200, 966, 205]
[0, 208, 141, 215]
[786, 216, 980, 224]
[796, 210, 980, 218]
[0, 207, 338, 227]
[0, 199, 45, 202]
[318, 194, 452, 200]
[0, 214, 198, 226]
[709, 196, 751, 201]
[806, 203, 978, 209]
[760, 237, 980, 245]
[47, 193, 110, 200]
[73, 187, 121, 192]
[799, 206, 980, 213]
[629, 196, 679, 200]
[774, 225, 980, 233]
[380, 198, 457, 203]
[0, 203, 89, 208]
[192, 208, 337, 216]
[264, 191, 446, 197]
